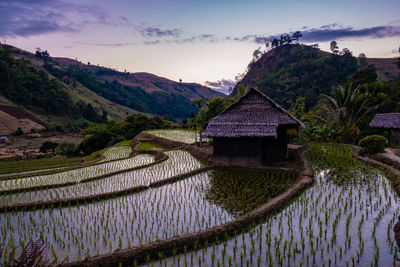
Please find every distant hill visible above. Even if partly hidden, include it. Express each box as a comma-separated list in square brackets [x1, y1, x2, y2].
[233, 44, 400, 110]
[45, 57, 223, 120]
[54, 57, 224, 101]
[0, 44, 223, 131]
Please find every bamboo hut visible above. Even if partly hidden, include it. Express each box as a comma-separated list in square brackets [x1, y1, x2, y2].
[202, 88, 305, 165]
[369, 113, 400, 142]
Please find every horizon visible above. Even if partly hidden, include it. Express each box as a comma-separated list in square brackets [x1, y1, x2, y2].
[1, 0, 399, 91]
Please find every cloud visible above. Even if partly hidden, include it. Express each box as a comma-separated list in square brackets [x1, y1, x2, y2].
[0, 0, 125, 37]
[246, 24, 400, 44]
[73, 41, 137, 47]
[300, 25, 400, 42]
[204, 79, 235, 95]
[137, 23, 400, 47]
[136, 25, 183, 38]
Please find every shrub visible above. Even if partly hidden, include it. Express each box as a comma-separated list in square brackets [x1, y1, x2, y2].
[12, 127, 23, 136]
[359, 135, 388, 155]
[40, 141, 59, 153]
[55, 143, 76, 157]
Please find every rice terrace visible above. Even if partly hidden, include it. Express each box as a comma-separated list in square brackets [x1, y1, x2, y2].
[2, 103, 400, 266]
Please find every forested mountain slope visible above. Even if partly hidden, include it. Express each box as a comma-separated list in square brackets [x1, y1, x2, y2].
[0, 44, 223, 130]
[233, 44, 399, 110]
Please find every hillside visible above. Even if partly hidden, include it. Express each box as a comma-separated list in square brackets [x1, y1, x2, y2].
[233, 44, 400, 110]
[0, 45, 223, 134]
[45, 57, 223, 120]
[54, 57, 224, 101]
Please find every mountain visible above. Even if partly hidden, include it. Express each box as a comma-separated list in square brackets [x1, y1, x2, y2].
[44, 57, 223, 121]
[0, 44, 224, 134]
[233, 44, 400, 110]
[52, 57, 224, 101]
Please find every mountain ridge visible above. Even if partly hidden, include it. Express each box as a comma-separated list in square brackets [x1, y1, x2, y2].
[52, 57, 224, 100]
[0, 44, 224, 132]
[233, 44, 399, 109]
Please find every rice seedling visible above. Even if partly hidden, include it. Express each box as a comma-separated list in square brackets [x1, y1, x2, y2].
[0, 164, 296, 264]
[99, 145, 132, 162]
[146, 129, 210, 144]
[0, 150, 202, 206]
[155, 144, 400, 267]
[0, 154, 154, 192]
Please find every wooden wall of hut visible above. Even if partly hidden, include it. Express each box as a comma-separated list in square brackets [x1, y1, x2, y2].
[212, 126, 289, 165]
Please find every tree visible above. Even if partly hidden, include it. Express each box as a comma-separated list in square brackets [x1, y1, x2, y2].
[348, 65, 377, 89]
[330, 41, 339, 54]
[316, 83, 374, 143]
[289, 97, 305, 119]
[236, 84, 247, 99]
[358, 53, 367, 67]
[271, 38, 279, 48]
[252, 47, 262, 62]
[292, 31, 302, 43]
[339, 48, 352, 57]
[35, 47, 49, 59]
[397, 46, 400, 69]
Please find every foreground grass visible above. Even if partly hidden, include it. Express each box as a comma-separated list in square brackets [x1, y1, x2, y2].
[85, 150, 101, 162]
[135, 142, 163, 151]
[85, 139, 132, 163]
[0, 157, 81, 173]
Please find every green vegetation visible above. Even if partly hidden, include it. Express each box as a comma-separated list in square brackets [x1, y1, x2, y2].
[114, 140, 132, 147]
[237, 44, 358, 109]
[298, 59, 399, 144]
[135, 142, 163, 151]
[206, 168, 296, 216]
[0, 151, 200, 204]
[77, 114, 172, 155]
[0, 46, 109, 125]
[0, 48, 74, 115]
[85, 150, 102, 162]
[147, 129, 205, 144]
[0, 157, 81, 174]
[359, 135, 388, 155]
[161, 144, 399, 266]
[43, 63, 198, 120]
[99, 146, 132, 162]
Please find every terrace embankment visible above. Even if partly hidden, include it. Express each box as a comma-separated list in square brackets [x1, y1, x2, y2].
[354, 149, 400, 248]
[131, 131, 214, 163]
[63, 146, 314, 267]
[0, 151, 168, 212]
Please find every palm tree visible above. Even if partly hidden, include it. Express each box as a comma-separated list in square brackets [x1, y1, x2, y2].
[316, 83, 373, 143]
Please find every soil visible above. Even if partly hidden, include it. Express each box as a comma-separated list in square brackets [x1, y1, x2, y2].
[0, 132, 83, 160]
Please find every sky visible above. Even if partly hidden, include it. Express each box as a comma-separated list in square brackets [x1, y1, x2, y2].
[1, 0, 399, 90]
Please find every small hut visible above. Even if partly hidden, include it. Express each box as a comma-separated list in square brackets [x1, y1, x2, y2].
[369, 113, 400, 142]
[202, 88, 305, 165]
[369, 113, 400, 129]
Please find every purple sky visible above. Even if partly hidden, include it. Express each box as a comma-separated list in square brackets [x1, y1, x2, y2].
[1, 0, 399, 87]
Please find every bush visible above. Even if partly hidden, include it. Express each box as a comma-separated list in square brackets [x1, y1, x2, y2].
[55, 143, 76, 157]
[40, 141, 59, 153]
[359, 135, 388, 155]
[12, 127, 23, 136]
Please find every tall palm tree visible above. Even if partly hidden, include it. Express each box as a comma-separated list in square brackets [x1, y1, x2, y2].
[316, 83, 373, 143]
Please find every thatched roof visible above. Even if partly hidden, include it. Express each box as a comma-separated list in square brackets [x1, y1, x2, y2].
[202, 88, 305, 138]
[369, 113, 400, 129]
